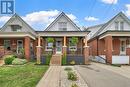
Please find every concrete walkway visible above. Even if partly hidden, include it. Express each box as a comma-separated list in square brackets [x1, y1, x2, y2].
[93, 62, 130, 79]
[36, 66, 61, 87]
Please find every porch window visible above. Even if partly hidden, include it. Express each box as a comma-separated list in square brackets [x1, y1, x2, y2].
[69, 39, 77, 51]
[4, 40, 11, 50]
[58, 22, 67, 31]
[11, 25, 22, 32]
[46, 42, 53, 51]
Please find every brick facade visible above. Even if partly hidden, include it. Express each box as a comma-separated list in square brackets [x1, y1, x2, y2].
[24, 36, 31, 61]
[105, 36, 112, 64]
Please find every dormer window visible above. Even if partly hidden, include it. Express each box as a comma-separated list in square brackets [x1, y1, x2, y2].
[11, 25, 22, 32]
[58, 22, 67, 31]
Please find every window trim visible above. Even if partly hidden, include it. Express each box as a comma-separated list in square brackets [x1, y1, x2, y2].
[4, 40, 11, 50]
[58, 22, 67, 31]
[68, 38, 77, 51]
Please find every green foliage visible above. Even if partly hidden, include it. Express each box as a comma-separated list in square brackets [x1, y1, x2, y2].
[111, 64, 121, 67]
[70, 60, 76, 65]
[70, 37, 78, 46]
[12, 59, 27, 65]
[62, 53, 67, 65]
[19, 48, 25, 55]
[19, 48, 25, 59]
[71, 83, 78, 87]
[4, 56, 15, 65]
[64, 67, 72, 71]
[46, 37, 54, 43]
[0, 62, 49, 87]
[45, 53, 52, 65]
[67, 71, 77, 81]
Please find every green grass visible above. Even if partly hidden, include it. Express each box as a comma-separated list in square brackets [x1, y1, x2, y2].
[0, 62, 49, 87]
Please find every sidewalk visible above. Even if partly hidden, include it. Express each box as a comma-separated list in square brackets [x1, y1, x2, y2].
[93, 62, 130, 79]
[36, 66, 61, 87]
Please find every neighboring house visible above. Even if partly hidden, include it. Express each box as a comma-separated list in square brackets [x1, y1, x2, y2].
[0, 12, 89, 65]
[87, 12, 130, 64]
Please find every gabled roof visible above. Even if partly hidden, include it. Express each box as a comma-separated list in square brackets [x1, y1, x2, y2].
[0, 13, 36, 35]
[44, 12, 81, 31]
[91, 12, 130, 39]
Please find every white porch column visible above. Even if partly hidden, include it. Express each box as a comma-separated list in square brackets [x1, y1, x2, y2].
[83, 35, 89, 64]
[36, 36, 42, 64]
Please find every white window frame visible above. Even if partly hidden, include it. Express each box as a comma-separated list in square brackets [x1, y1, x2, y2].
[17, 40, 23, 54]
[45, 42, 53, 51]
[58, 22, 67, 31]
[69, 38, 77, 51]
[4, 40, 11, 50]
[11, 25, 22, 32]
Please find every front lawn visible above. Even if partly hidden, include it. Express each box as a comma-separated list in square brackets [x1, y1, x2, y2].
[0, 62, 49, 87]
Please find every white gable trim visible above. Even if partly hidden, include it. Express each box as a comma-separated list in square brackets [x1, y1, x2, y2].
[44, 12, 80, 31]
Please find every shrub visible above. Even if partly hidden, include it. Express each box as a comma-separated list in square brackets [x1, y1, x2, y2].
[67, 71, 77, 81]
[62, 54, 67, 65]
[64, 67, 72, 71]
[45, 53, 52, 65]
[4, 56, 15, 65]
[71, 83, 78, 87]
[12, 59, 27, 65]
[70, 60, 76, 65]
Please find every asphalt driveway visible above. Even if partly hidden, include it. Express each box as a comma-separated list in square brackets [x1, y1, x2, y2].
[75, 64, 130, 87]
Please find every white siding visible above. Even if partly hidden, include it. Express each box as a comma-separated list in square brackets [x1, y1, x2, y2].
[99, 16, 130, 35]
[47, 16, 78, 31]
[112, 56, 129, 64]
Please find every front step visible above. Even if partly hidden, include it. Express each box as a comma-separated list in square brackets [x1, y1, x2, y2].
[50, 54, 62, 66]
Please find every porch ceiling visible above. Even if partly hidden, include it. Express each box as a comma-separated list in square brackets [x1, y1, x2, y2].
[36, 31, 88, 37]
[99, 31, 130, 39]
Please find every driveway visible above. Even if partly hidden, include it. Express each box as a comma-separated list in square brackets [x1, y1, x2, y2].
[75, 64, 130, 87]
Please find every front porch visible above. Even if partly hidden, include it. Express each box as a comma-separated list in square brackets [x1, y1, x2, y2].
[0, 36, 36, 61]
[36, 31, 89, 65]
[98, 34, 130, 64]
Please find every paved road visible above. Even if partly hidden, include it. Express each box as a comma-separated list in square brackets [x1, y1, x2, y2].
[75, 65, 130, 87]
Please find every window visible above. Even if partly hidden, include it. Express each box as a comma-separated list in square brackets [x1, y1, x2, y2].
[46, 42, 53, 51]
[115, 21, 119, 30]
[115, 21, 124, 30]
[4, 40, 11, 50]
[69, 39, 77, 51]
[58, 22, 67, 31]
[120, 22, 124, 30]
[17, 40, 23, 53]
[11, 25, 22, 32]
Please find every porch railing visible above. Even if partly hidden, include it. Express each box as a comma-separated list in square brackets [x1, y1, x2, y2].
[67, 47, 83, 56]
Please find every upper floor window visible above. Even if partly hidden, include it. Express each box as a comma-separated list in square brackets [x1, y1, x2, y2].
[115, 21, 119, 30]
[120, 22, 124, 30]
[11, 25, 22, 32]
[58, 22, 67, 31]
[115, 21, 124, 30]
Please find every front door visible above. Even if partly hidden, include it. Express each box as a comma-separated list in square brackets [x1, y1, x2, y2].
[56, 40, 62, 54]
[120, 40, 126, 55]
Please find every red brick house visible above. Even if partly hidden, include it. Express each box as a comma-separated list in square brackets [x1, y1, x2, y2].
[87, 12, 130, 64]
[0, 12, 90, 65]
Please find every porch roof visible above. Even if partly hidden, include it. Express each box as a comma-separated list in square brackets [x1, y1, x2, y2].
[36, 31, 89, 37]
[99, 30, 130, 39]
[0, 32, 36, 40]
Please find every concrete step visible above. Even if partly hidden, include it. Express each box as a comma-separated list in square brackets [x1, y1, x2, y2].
[50, 54, 62, 66]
